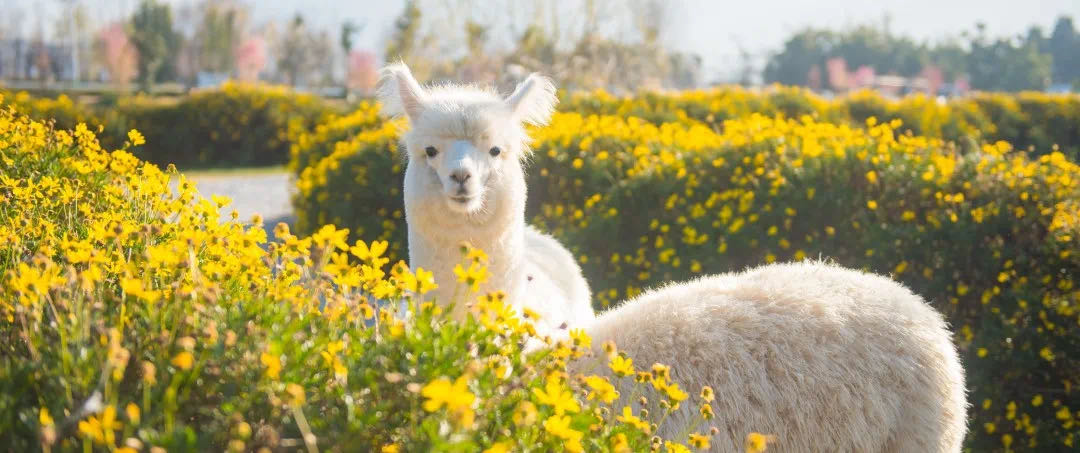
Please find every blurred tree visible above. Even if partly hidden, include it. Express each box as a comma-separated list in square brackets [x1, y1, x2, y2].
[340, 20, 363, 95]
[277, 14, 310, 86]
[465, 20, 488, 57]
[55, 0, 92, 81]
[275, 14, 334, 87]
[340, 20, 362, 55]
[1048, 17, 1079, 86]
[385, 0, 421, 64]
[967, 23, 1052, 91]
[196, 2, 245, 75]
[764, 17, 1068, 92]
[29, 26, 51, 83]
[764, 29, 833, 86]
[129, 0, 181, 89]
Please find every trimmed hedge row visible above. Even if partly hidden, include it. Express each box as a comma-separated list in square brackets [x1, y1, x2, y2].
[562, 87, 1080, 162]
[7, 85, 1080, 172]
[292, 107, 1080, 451]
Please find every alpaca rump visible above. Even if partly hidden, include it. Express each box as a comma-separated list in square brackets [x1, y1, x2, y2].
[377, 63, 594, 335]
[578, 261, 968, 452]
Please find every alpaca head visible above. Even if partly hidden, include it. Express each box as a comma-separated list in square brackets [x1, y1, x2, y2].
[378, 64, 557, 224]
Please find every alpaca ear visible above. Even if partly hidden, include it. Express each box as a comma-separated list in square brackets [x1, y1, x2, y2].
[505, 73, 558, 126]
[377, 63, 426, 121]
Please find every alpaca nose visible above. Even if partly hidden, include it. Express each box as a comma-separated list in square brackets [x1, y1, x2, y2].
[450, 170, 472, 185]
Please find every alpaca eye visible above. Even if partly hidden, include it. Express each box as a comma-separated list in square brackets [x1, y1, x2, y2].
[425, 146, 438, 157]
[489, 146, 501, 157]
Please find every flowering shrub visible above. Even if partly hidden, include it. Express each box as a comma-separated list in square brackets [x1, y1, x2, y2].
[292, 104, 1080, 450]
[0, 90, 105, 133]
[287, 100, 384, 173]
[0, 100, 736, 451]
[4, 83, 340, 169]
[563, 87, 1080, 161]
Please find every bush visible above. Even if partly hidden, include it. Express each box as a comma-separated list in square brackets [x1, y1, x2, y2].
[112, 83, 339, 168]
[0, 98, 726, 451]
[292, 107, 1080, 451]
[563, 87, 1080, 161]
[3, 84, 340, 169]
[287, 100, 384, 173]
[0, 90, 107, 136]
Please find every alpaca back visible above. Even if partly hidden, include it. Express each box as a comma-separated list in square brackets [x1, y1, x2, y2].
[581, 261, 967, 452]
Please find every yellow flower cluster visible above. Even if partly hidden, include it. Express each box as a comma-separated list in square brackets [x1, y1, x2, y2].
[0, 100, 742, 452]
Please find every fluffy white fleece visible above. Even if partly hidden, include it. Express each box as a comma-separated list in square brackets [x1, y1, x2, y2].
[578, 261, 968, 452]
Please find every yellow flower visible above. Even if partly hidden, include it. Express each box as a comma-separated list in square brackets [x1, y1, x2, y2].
[665, 441, 691, 453]
[688, 433, 710, 449]
[663, 381, 690, 408]
[483, 441, 513, 453]
[532, 375, 580, 415]
[700, 403, 714, 420]
[127, 129, 146, 146]
[616, 406, 650, 433]
[700, 386, 714, 402]
[381, 444, 400, 453]
[867, 200, 878, 210]
[39, 407, 53, 426]
[543, 415, 584, 452]
[584, 375, 619, 403]
[453, 262, 490, 292]
[414, 267, 438, 294]
[610, 433, 631, 453]
[513, 401, 538, 426]
[745, 433, 775, 453]
[652, 363, 671, 381]
[569, 328, 591, 348]
[610, 355, 635, 376]
[261, 352, 282, 379]
[285, 383, 306, 406]
[350, 239, 390, 268]
[171, 351, 194, 370]
[125, 403, 141, 425]
[421, 375, 476, 427]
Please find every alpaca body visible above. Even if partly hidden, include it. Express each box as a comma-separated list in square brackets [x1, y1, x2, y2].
[383, 63, 594, 335]
[580, 261, 967, 452]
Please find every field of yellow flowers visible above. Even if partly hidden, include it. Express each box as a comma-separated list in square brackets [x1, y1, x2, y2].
[293, 90, 1080, 451]
[0, 98, 734, 451]
[3, 82, 1080, 451]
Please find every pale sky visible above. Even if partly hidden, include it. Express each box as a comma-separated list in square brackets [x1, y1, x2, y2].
[5, 0, 1079, 80]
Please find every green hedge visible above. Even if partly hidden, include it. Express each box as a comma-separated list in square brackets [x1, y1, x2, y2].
[292, 109, 1080, 451]
[111, 84, 339, 168]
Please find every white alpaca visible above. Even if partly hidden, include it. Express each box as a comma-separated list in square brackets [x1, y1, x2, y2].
[577, 261, 968, 452]
[377, 63, 594, 335]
